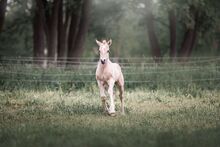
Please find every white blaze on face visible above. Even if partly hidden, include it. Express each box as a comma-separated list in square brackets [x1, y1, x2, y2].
[100, 44, 109, 61]
[96, 39, 111, 64]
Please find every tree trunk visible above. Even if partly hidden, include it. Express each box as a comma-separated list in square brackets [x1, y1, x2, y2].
[67, 0, 91, 66]
[169, 9, 177, 60]
[146, 11, 161, 62]
[187, 12, 199, 58]
[212, 39, 219, 54]
[0, 0, 7, 32]
[73, 0, 91, 58]
[178, 28, 197, 62]
[179, 29, 194, 57]
[179, 11, 198, 60]
[67, 6, 82, 65]
[47, 0, 61, 64]
[57, 0, 70, 66]
[67, 13, 81, 62]
[33, 0, 46, 67]
[187, 29, 197, 57]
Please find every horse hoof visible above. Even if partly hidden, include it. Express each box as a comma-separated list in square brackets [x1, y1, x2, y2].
[109, 113, 116, 117]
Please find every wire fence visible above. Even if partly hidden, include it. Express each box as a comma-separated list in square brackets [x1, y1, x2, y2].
[1, 77, 220, 83]
[1, 56, 220, 63]
[0, 66, 219, 75]
[0, 56, 220, 90]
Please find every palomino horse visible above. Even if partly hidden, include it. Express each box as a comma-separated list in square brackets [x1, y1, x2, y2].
[95, 39, 125, 116]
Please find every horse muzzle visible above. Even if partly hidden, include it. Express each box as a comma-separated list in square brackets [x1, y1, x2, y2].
[100, 59, 106, 64]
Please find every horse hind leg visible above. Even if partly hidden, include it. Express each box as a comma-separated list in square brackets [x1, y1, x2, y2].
[119, 86, 125, 115]
[117, 80, 125, 115]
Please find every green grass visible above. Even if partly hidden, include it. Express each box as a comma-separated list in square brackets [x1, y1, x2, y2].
[0, 59, 220, 146]
[1, 88, 220, 147]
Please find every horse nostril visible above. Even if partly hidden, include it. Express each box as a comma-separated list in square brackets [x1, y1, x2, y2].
[101, 59, 105, 64]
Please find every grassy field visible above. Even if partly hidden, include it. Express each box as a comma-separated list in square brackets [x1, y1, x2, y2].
[0, 58, 220, 146]
[0, 88, 220, 147]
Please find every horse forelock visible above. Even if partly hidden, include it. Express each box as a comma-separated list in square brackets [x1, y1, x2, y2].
[99, 44, 109, 53]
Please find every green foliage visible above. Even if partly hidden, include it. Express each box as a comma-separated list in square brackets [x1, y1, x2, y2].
[0, 0, 220, 57]
[87, 0, 151, 57]
[90, 0, 122, 37]
[0, 0, 32, 56]
[156, 0, 217, 56]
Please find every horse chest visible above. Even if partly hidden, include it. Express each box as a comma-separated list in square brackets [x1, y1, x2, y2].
[97, 69, 112, 81]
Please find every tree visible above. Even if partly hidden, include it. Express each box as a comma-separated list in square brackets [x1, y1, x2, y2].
[67, 0, 91, 64]
[157, 0, 218, 60]
[33, 0, 46, 66]
[66, 0, 91, 66]
[66, 0, 83, 65]
[178, 4, 199, 59]
[0, 0, 7, 32]
[33, 0, 61, 66]
[0, 0, 33, 56]
[168, 9, 177, 60]
[57, 0, 70, 65]
[32, 0, 91, 67]
[145, 0, 161, 62]
[46, 0, 61, 63]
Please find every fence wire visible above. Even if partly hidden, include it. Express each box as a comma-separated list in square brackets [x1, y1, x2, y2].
[1, 56, 220, 64]
[1, 77, 220, 83]
[0, 67, 219, 76]
[0, 57, 220, 87]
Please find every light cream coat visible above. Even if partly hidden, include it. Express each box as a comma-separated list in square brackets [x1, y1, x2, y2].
[95, 39, 125, 116]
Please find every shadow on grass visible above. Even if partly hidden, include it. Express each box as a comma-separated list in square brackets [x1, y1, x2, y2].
[52, 102, 103, 115]
[0, 122, 220, 147]
[51, 100, 131, 116]
[155, 126, 220, 147]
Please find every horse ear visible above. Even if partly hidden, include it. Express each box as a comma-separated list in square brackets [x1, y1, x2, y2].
[108, 39, 112, 46]
[96, 39, 102, 46]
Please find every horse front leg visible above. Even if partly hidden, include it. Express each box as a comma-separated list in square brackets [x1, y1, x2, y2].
[97, 80, 108, 113]
[107, 79, 116, 116]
